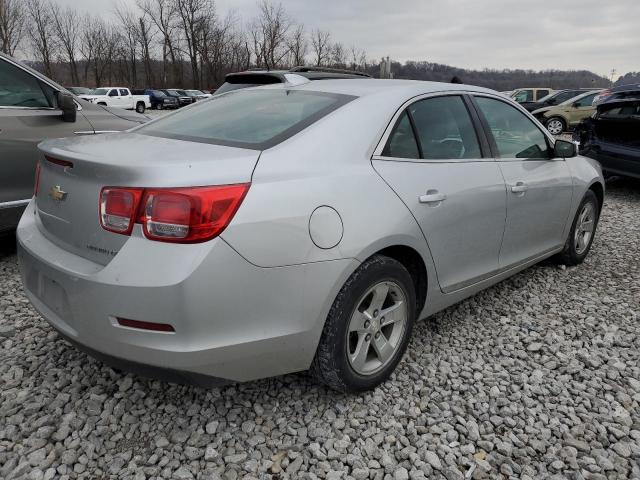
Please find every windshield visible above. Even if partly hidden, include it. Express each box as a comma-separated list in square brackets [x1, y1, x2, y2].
[93, 88, 109, 95]
[537, 92, 556, 103]
[152, 90, 166, 97]
[137, 89, 356, 149]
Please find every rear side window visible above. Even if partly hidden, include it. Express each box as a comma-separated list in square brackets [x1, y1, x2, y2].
[409, 96, 482, 160]
[138, 89, 355, 149]
[0, 58, 52, 108]
[556, 91, 581, 103]
[574, 93, 597, 107]
[119, 89, 129, 96]
[475, 97, 550, 159]
[382, 112, 419, 159]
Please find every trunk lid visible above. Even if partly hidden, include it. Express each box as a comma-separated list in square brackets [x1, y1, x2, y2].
[36, 132, 260, 265]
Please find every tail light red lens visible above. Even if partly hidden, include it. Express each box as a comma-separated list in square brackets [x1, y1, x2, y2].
[99, 184, 250, 243]
[100, 187, 143, 235]
[34, 163, 41, 197]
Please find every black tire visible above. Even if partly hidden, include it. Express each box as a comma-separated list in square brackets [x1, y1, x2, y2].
[310, 255, 417, 392]
[554, 190, 600, 266]
[545, 117, 566, 135]
[136, 102, 145, 114]
[158, 103, 163, 110]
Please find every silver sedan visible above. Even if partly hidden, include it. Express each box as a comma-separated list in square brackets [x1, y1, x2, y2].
[17, 78, 604, 392]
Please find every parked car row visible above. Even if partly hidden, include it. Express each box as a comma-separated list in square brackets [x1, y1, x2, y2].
[65, 86, 213, 113]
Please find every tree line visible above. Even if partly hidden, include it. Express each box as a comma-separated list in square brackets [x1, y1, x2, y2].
[0, 0, 620, 91]
[375, 61, 611, 91]
[0, 0, 369, 89]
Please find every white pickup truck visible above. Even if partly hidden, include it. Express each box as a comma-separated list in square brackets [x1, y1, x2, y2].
[79, 87, 151, 114]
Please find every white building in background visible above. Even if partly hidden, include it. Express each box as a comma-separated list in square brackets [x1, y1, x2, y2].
[380, 57, 393, 79]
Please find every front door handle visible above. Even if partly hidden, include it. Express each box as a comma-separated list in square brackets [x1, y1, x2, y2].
[511, 182, 528, 194]
[419, 190, 447, 205]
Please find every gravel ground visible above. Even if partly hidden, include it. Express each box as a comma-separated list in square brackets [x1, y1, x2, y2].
[1, 178, 639, 480]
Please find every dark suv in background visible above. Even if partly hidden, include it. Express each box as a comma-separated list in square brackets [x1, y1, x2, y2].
[575, 85, 640, 179]
[215, 66, 371, 94]
[133, 89, 179, 110]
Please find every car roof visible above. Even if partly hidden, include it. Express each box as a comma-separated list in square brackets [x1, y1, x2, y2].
[257, 78, 497, 100]
[610, 83, 640, 93]
[224, 67, 371, 83]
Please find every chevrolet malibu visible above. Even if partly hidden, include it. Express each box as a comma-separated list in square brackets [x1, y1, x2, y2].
[17, 79, 604, 392]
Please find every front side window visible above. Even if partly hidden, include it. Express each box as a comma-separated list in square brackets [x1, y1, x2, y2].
[408, 96, 482, 160]
[108, 89, 118, 97]
[475, 97, 550, 159]
[513, 90, 533, 103]
[537, 90, 550, 100]
[138, 89, 355, 149]
[0, 59, 51, 108]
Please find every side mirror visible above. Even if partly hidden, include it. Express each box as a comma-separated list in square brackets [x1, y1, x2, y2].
[554, 139, 577, 158]
[57, 91, 76, 122]
[548, 98, 557, 105]
[572, 102, 580, 108]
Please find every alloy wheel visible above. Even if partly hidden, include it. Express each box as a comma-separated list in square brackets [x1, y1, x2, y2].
[546, 119, 564, 135]
[574, 202, 595, 255]
[347, 281, 407, 376]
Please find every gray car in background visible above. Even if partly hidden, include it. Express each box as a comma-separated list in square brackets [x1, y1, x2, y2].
[0, 53, 148, 233]
[18, 79, 604, 392]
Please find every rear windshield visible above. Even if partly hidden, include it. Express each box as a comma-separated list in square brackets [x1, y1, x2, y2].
[137, 89, 356, 149]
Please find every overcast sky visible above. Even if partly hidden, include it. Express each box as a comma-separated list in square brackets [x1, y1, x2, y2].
[56, 0, 639, 78]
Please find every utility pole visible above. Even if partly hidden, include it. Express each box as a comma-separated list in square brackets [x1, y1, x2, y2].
[609, 68, 617, 87]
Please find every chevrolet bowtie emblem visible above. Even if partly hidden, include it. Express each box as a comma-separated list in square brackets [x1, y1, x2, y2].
[49, 185, 67, 202]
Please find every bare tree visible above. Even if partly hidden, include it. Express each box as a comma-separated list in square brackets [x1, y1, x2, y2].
[310, 28, 331, 67]
[0, 0, 25, 55]
[176, 0, 213, 88]
[249, 0, 291, 69]
[26, 0, 56, 77]
[330, 41, 346, 68]
[115, 6, 139, 86]
[286, 24, 307, 67]
[52, 4, 81, 84]
[138, 0, 180, 86]
[349, 45, 367, 71]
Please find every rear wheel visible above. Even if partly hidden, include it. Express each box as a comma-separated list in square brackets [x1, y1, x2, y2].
[310, 255, 416, 392]
[545, 117, 566, 135]
[136, 102, 146, 114]
[554, 190, 600, 265]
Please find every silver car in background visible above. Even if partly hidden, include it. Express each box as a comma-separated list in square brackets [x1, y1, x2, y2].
[17, 78, 604, 392]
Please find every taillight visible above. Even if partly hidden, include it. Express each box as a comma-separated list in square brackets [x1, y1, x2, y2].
[34, 163, 41, 197]
[100, 187, 143, 235]
[98, 184, 249, 243]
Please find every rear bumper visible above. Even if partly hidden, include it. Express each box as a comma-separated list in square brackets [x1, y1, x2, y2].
[583, 142, 640, 179]
[17, 201, 357, 383]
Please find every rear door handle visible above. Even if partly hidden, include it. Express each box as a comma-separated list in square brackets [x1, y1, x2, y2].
[511, 182, 528, 194]
[419, 190, 447, 205]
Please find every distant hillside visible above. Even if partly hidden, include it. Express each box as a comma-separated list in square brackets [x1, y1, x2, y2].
[615, 72, 640, 86]
[368, 60, 610, 91]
